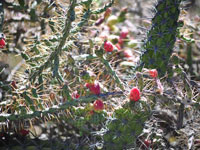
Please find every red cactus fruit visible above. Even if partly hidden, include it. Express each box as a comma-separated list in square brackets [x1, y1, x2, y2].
[0, 38, 5, 48]
[129, 87, 140, 102]
[90, 82, 101, 95]
[93, 100, 104, 111]
[149, 69, 158, 78]
[85, 83, 90, 88]
[104, 41, 114, 52]
[71, 90, 80, 99]
[85, 81, 101, 95]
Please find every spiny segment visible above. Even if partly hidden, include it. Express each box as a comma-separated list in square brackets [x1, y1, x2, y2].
[140, 0, 182, 76]
[103, 107, 150, 149]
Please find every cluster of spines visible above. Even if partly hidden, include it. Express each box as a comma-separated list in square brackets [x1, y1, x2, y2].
[140, 0, 182, 76]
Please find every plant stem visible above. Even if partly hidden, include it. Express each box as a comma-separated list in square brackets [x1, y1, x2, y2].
[0, 91, 123, 122]
[30, 0, 77, 81]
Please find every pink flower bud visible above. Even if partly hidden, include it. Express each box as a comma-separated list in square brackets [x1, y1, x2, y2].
[129, 87, 140, 101]
[104, 41, 114, 52]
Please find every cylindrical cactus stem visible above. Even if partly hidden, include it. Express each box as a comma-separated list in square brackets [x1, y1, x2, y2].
[140, 0, 182, 76]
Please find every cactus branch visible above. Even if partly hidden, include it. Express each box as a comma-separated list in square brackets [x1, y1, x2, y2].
[30, 0, 77, 81]
[91, 0, 114, 15]
[0, 91, 123, 122]
[99, 55, 125, 90]
[71, 0, 114, 34]
[139, 0, 182, 76]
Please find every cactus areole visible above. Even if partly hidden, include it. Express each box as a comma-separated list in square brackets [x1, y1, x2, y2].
[140, 0, 182, 76]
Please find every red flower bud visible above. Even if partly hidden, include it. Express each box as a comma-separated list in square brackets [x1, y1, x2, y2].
[93, 100, 104, 111]
[0, 39, 5, 48]
[149, 69, 158, 78]
[85, 83, 90, 88]
[129, 87, 140, 101]
[104, 41, 114, 52]
[85, 81, 101, 95]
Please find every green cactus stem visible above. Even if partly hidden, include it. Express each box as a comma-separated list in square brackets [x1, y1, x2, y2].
[0, 91, 123, 122]
[30, 0, 77, 82]
[140, 0, 182, 76]
[103, 107, 150, 149]
[100, 55, 125, 90]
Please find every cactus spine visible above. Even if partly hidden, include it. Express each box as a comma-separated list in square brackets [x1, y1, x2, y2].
[140, 0, 182, 76]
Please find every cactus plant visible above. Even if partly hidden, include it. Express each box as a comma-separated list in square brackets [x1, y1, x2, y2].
[96, 0, 184, 148]
[103, 106, 150, 149]
[0, 0, 190, 149]
[139, 0, 182, 76]
[0, 0, 115, 121]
